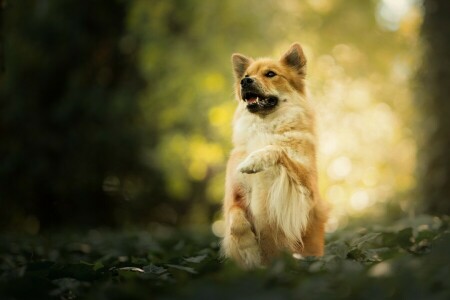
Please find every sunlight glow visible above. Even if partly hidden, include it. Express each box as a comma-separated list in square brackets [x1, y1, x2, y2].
[376, 0, 418, 31]
[212, 220, 225, 237]
[325, 216, 339, 233]
[327, 156, 352, 180]
[327, 185, 346, 204]
[307, 0, 335, 13]
[350, 190, 371, 211]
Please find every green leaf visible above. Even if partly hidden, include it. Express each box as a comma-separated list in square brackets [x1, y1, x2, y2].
[131, 257, 148, 265]
[116, 267, 145, 279]
[166, 264, 197, 274]
[397, 227, 413, 249]
[350, 232, 381, 249]
[347, 248, 366, 261]
[93, 261, 104, 271]
[116, 267, 145, 273]
[326, 242, 350, 259]
[380, 232, 399, 247]
[184, 254, 207, 263]
[415, 229, 436, 242]
[143, 264, 167, 275]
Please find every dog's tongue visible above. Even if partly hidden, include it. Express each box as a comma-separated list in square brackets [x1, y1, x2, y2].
[247, 97, 258, 105]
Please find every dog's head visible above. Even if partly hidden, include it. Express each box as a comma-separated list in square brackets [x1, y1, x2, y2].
[231, 43, 307, 114]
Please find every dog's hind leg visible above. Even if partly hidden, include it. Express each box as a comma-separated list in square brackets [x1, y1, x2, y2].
[297, 205, 327, 257]
[222, 205, 261, 269]
[222, 150, 261, 268]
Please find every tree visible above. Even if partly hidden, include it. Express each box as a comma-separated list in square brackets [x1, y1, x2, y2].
[0, 0, 146, 229]
[416, 0, 450, 214]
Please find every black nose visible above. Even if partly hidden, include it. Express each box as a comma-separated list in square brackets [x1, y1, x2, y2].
[240, 77, 254, 87]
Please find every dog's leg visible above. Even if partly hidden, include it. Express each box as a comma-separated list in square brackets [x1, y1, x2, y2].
[257, 225, 280, 264]
[222, 205, 261, 269]
[222, 150, 261, 268]
[300, 226, 325, 257]
[238, 145, 312, 187]
[237, 145, 281, 174]
[297, 206, 327, 257]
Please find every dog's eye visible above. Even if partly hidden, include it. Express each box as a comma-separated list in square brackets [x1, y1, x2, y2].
[265, 71, 277, 78]
[244, 74, 249, 78]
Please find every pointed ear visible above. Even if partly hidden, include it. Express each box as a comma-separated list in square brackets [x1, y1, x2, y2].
[231, 53, 252, 79]
[280, 43, 307, 72]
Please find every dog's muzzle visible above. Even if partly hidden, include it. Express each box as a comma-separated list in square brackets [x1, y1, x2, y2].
[240, 78, 279, 113]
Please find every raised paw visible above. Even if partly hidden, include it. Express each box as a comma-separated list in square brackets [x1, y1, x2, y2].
[237, 147, 279, 174]
[237, 156, 265, 174]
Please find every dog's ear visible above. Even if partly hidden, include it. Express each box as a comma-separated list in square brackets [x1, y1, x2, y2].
[280, 43, 307, 73]
[232, 54, 252, 79]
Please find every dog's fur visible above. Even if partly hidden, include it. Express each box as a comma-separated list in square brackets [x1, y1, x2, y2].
[221, 43, 328, 268]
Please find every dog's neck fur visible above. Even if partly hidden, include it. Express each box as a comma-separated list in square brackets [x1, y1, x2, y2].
[232, 91, 314, 149]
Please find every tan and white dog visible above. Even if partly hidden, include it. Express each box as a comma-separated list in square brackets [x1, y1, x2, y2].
[222, 43, 328, 268]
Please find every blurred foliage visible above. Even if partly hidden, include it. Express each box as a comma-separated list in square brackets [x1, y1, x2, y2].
[130, 0, 424, 230]
[0, 215, 448, 299]
[0, 0, 430, 232]
[0, 0, 151, 229]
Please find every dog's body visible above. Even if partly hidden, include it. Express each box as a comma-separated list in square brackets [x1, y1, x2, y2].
[222, 43, 328, 268]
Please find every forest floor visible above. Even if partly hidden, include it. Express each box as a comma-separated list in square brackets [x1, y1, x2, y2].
[1, 215, 449, 300]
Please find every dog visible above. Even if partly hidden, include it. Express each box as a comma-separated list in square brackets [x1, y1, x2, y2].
[221, 43, 328, 268]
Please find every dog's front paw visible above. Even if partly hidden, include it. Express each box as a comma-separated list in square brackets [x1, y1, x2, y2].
[237, 148, 279, 174]
[238, 156, 264, 174]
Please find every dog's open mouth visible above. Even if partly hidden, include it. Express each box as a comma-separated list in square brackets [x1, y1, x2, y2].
[242, 91, 279, 113]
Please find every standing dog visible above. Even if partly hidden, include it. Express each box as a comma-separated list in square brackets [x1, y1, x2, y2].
[222, 43, 328, 268]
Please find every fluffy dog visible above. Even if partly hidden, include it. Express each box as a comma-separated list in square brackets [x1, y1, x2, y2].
[222, 43, 328, 268]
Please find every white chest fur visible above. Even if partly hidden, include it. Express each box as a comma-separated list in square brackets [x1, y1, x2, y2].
[233, 110, 278, 153]
[231, 105, 312, 243]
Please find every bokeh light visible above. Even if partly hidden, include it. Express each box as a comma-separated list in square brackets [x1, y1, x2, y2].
[127, 0, 423, 232]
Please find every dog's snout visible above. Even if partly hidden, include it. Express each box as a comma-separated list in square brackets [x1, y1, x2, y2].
[240, 77, 254, 87]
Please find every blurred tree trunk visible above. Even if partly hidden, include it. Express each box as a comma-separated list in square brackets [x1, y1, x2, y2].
[417, 0, 450, 215]
[0, 0, 147, 230]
